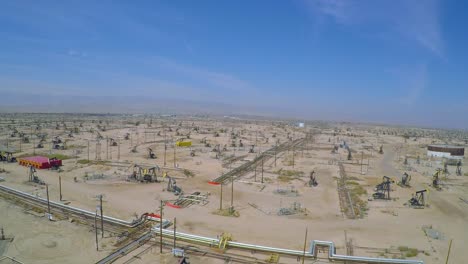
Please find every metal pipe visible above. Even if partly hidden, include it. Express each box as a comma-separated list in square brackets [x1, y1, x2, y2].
[154, 228, 424, 264]
[96, 231, 153, 264]
[0, 185, 424, 264]
[0, 256, 26, 264]
[0, 185, 146, 228]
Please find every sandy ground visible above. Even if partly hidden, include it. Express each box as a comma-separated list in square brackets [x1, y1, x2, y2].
[0, 115, 467, 263]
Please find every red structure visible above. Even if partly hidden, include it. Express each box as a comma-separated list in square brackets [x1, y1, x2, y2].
[18, 156, 62, 169]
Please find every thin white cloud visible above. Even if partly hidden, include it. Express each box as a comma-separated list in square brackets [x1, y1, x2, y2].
[385, 64, 428, 106]
[148, 57, 255, 93]
[306, 0, 444, 57]
[69, 50, 87, 57]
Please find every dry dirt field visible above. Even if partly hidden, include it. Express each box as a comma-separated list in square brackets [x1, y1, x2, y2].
[0, 113, 467, 264]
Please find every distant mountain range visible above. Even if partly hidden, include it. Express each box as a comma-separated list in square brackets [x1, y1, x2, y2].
[0, 91, 295, 119]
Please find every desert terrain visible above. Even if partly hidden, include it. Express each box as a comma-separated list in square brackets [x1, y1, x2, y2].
[0, 113, 467, 264]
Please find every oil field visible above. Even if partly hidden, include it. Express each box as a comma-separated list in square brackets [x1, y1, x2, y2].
[2, 1, 468, 263]
[0, 113, 467, 264]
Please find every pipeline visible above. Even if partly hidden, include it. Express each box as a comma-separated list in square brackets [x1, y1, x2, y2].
[0, 185, 146, 228]
[95, 231, 153, 264]
[0, 185, 424, 264]
[153, 228, 424, 264]
[0, 256, 25, 264]
[211, 138, 305, 184]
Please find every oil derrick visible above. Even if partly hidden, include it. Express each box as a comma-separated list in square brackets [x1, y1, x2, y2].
[28, 166, 45, 185]
[131, 165, 159, 183]
[407, 189, 427, 208]
[398, 172, 411, 187]
[373, 176, 392, 200]
[148, 148, 156, 159]
[308, 171, 318, 187]
[432, 169, 442, 190]
[165, 175, 182, 195]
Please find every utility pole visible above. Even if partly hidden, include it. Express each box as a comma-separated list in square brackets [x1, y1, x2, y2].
[230, 176, 234, 213]
[99, 195, 104, 238]
[255, 130, 258, 147]
[360, 152, 364, 175]
[87, 140, 90, 161]
[59, 176, 62, 201]
[164, 128, 167, 167]
[274, 144, 277, 167]
[106, 137, 109, 160]
[160, 200, 163, 253]
[46, 184, 51, 218]
[173, 217, 176, 251]
[261, 158, 264, 183]
[254, 162, 257, 182]
[94, 210, 99, 251]
[445, 239, 453, 264]
[292, 145, 295, 168]
[117, 139, 120, 160]
[173, 143, 176, 168]
[302, 227, 308, 264]
[219, 183, 223, 210]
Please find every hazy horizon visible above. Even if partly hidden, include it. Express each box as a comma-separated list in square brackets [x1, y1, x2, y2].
[1, 1, 467, 129]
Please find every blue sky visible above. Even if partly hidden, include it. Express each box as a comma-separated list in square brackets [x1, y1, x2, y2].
[1, 0, 467, 128]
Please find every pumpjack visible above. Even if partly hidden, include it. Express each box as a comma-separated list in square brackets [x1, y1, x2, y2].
[201, 137, 211, 148]
[37, 138, 45, 149]
[249, 145, 255, 153]
[432, 169, 442, 190]
[52, 136, 62, 145]
[164, 173, 182, 195]
[190, 149, 195, 157]
[131, 165, 159, 183]
[239, 140, 244, 148]
[124, 133, 130, 140]
[28, 166, 45, 185]
[0, 152, 17, 163]
[397, 172, 411, 187]
[148, 148, 156, 159]
[22, 136, 30, 143]
[109, 138, 118, 146]
[53, 142, 66, 150]
[373, 176, 392, 200]
[408, 189, 427, 208]
[212, 144, 220, 153]
[308, 171, 318, 187]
